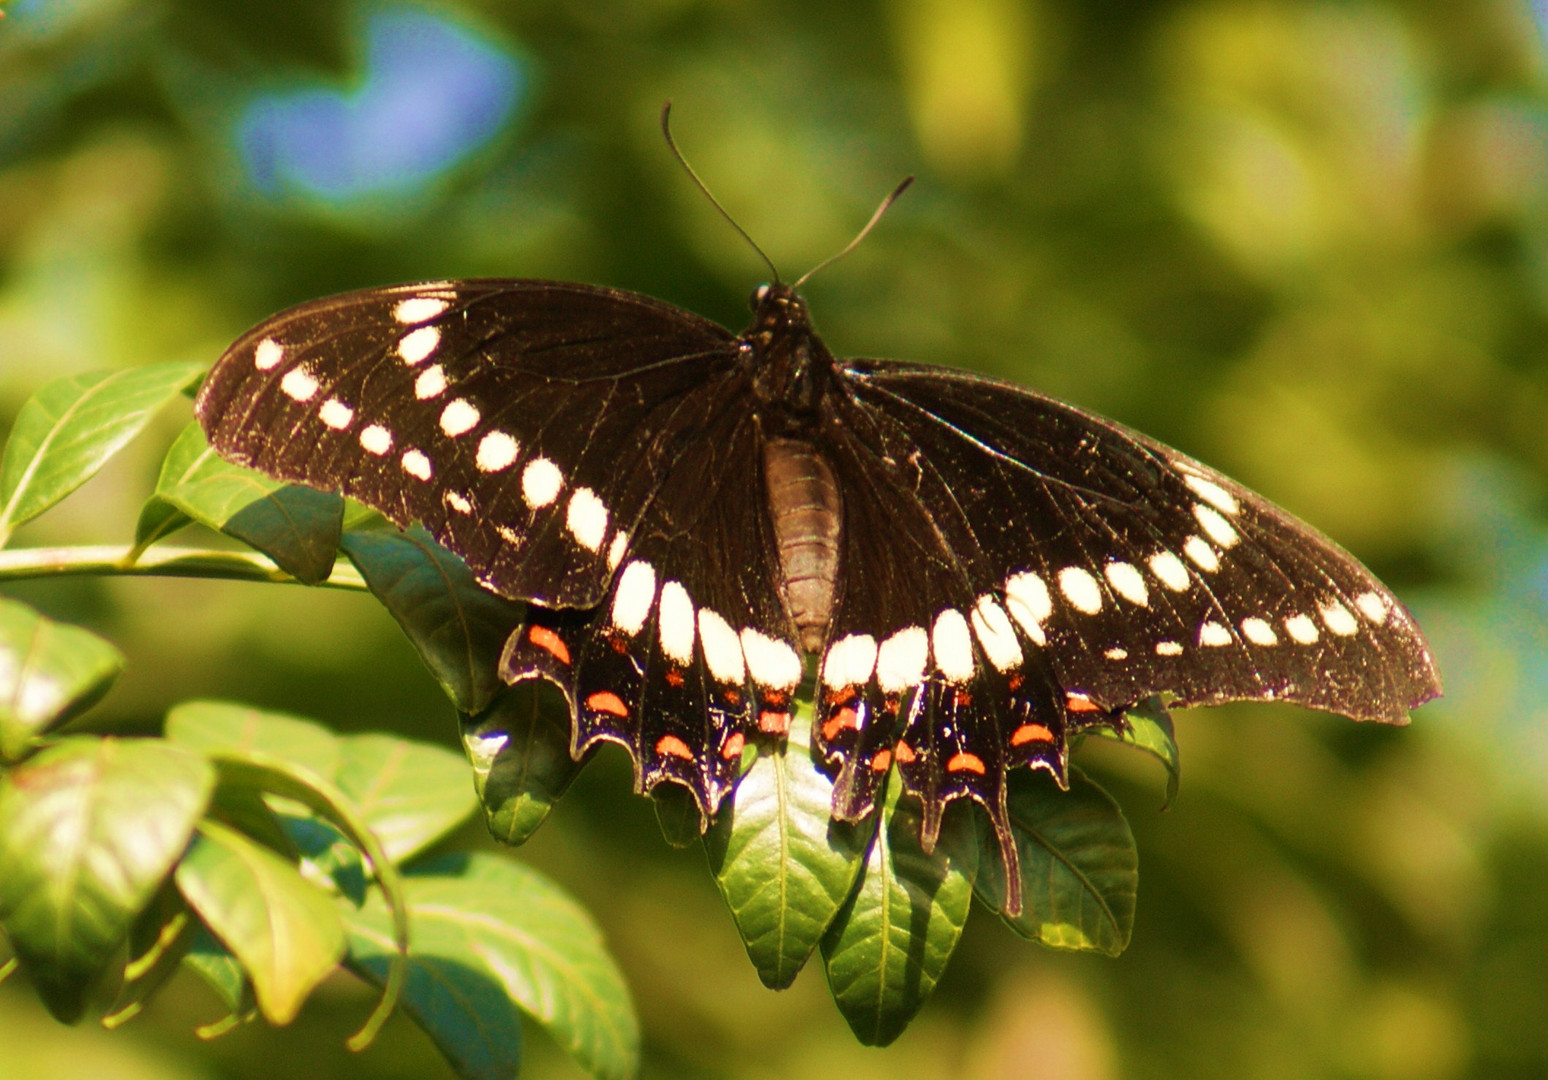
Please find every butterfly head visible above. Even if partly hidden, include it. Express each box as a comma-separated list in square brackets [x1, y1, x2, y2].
[744, 282, 830, 414]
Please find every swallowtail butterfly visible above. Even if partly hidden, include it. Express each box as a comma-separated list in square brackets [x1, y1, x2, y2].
[196, 261, 1440, 917]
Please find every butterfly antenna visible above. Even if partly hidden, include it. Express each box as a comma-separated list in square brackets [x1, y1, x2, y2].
[660, 102, 781, 284]
[791, 175, 914, 290]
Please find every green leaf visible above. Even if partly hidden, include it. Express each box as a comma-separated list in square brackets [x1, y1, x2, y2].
[820, 776, 979, 1047]
[165, 700, 342, 780]
[462, 681, 583, 846]
[340, 527, 524, 714]
[0, 596, 125, 762]
[0, 737, 214, 1022]
[973, 767, 1138, 956]
[103, 882, 197, 1028]
[153, 422, 284, 531]
[181, 925, 258, 1037]
[0, 363, 204, 546]
[201, 750, 410, 1046]
[706, 708, 868, 989]
[222, 484, 345, 585]
[334, 733, 477, 864]
[130, 496, 193, 555]
[651, 783, 703, 848]
[344, 852, 638, 1080]
[1087, 696, 1181, 808]
[175, 818, 346, 1025]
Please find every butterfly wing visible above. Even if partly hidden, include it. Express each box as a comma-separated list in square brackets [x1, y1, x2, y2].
[196, 280, 738, 609]
[500, 395, 805, 818]
[836, 360, 1440, 721]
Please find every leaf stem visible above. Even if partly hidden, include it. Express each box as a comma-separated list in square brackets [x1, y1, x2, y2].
[0, 544, 368, 591]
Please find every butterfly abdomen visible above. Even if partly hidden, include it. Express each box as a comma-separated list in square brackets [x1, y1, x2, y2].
[764, 437, 842, 653]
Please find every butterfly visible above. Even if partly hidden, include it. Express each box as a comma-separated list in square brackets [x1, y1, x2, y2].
[195, 261, 1441, 916]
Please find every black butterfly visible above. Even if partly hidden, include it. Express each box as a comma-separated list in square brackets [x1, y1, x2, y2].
[196, 273, 1441, 915]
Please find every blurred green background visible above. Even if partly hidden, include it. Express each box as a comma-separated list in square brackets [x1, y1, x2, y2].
[3, 0, 1548, 1077]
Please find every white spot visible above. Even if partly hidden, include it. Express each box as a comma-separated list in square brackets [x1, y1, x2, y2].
[397, 326, 441, 365]
[1058, 566, 1104, 614]
[565, 487, 608, 552]
[280, 366, 318, 402]
[823, 633, 878, 689]
[1241, 616, 1278, 646]
[698, 609, 746, 684]
[1149, 550, 1191, 591]
[393, 296, 450, 324]
[607, 532, 629, 571]
[1104, 647, 1129, 660]
[254, 338, 285, 370]
[17, 673, 63, 722]
[359, 424, 392, 455]
[522, 457, 563, 508]
[741, 628, 802, 690]
[415, 364, 448, 400]
[1356, 591, 1390, 623]
[970, 595, 1023, 671]
[1184, 473, 1241, 515]
[1321, 600, 1359, 637]
[932, 609, 976, 682]
[445, 491, 472, 514]
[1193, 504, 1240, 548]
[1199, 621, 1232, 647]
[497, 524, 521, 545]
[1183, 536, 1220, 572]
[1105, 561, 1149, 607]
[439, 398, 480, 437]
[400, 449, 432, 481]
[1004, 571, 1052, 646]
[1156, 641, 1184, 656]
[318, 399, 354, 429]
[476, 430, 518, 472]
[657, 581, 696, 664]
[611, 561, 657, 635]
[876, 626, 929, 693]
[1285, 613, 1320, 644]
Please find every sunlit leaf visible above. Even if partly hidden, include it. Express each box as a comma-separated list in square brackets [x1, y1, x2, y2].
[165, 700, 342, 780]
[334, 732, 477, 864]
[0, 737, 213, 1022]
[153, 422, 283, 531]
[820, 776, 978, 1046]
[0, 597, 125, 762]
[0, 363, 203, 545]
[706, 708, 868, 989]
[175, 818, 346, 1025]
[973, 767, 1137, 956]
[344, 852, 638, 1080]
[340, 527, 523, 714]
[130, 496, 193, 554]
[462, 681, 583, 846]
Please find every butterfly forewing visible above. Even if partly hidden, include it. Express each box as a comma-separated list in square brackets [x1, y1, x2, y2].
[839, 360, 1439, 723]
[197, 280, 737, 609]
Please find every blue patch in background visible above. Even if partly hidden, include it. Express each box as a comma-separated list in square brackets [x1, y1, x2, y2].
[238, 7, 522, 201]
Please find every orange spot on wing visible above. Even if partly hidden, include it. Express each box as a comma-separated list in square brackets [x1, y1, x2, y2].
[723, 688, 742, 706]
[1007, 673, 1024, 690]
[655, 734, 694, 760]
[946, 751, 986, 774]
[528, 625, 570, 665]
[821, 705, 860, 742]
[722, 733, 745, 760]
[665, 668, 686, 688]
[758, 710, 790, 735]
[1065, 692, 1102, 713]
[584, 691, 628, 718]
[1011, 723, 1056, 746]
[894, 741, 917, 764]
[609, 634, 630, 654]
[762, 689, 789, 707]
[870, 748, 893, 772]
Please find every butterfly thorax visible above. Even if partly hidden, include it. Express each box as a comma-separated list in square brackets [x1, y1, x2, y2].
[743, 283, 843, 653]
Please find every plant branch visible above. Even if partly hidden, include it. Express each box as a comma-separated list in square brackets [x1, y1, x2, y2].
[0, 545, 368, 591]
